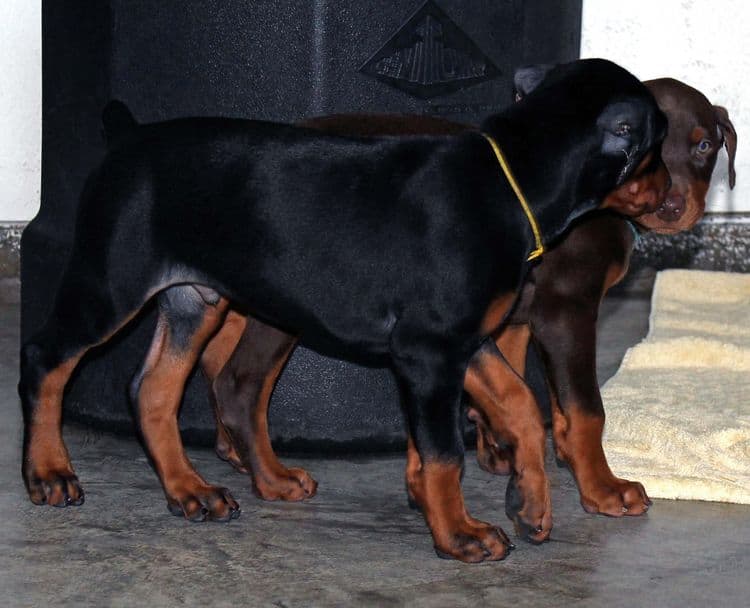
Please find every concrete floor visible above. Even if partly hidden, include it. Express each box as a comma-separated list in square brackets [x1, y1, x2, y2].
[1, 297, 749, 607]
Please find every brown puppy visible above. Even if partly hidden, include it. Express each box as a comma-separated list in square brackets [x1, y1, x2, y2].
[471, 78, 736, 520]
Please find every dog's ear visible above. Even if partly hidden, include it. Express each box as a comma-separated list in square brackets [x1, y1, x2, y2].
[714, 105, 737, 189]
[513, 64, 554, 101]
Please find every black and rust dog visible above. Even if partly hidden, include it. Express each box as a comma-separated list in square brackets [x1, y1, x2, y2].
[201, 78, 734, 545]
[19, 59, 669, 562]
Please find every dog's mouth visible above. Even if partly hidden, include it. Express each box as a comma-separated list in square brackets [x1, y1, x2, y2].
[601, 150, 671, 218]
[636, 186, 706, 233]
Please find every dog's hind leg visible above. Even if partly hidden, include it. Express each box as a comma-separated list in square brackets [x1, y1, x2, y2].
[19, 344, 87, 507]
[19, 269, 149, 507]
[130, 285, 240, 522]
[202, 316, 317, 501]
[200, 310, 248, 471]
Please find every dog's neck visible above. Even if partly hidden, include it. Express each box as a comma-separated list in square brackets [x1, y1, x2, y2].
[479, 133, 545, 262]
[479, 113, 601, 248]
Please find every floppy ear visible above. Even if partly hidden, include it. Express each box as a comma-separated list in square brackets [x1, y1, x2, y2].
[513, 64, 554, 100]
[714, 105, 737, 189]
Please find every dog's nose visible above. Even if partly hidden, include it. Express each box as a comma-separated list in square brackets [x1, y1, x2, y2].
[656, 193, 686, 222]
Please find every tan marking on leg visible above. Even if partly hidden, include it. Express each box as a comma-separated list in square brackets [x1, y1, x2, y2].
[137, 300, 239, 521]
[470, 324, 532, 475]
[464, 344, 551, 541]
[407, 459, 512, 562]
[480, 293, 517, 335]
[206, 315, 316, 499]
[201, 307, 245, 380]
[405, 434, 422, 505]
[552, 402, 651, 517]
[495, 323, 530, 376]
[244, 335, 317, 501]
[200, 306, 247, 470]
[24, 355, 86, 505]
[24, 305, 150, 507]
[214, 420, 248, 473]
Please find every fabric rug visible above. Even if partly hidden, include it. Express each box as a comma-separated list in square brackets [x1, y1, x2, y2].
[601, 269, 750, 504]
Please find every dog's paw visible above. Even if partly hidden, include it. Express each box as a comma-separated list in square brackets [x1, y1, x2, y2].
[24, 466, 84, 507]
[215, 440, 249, 475]
[505, 472, 553, 544]
[476, 443, 513, 476]
[433, 520, 514, 563]
[166, 484, 241, 522]
[468, 407, 512, 476]
[580, 477, 651, 517]
[253, 467, 318, 502]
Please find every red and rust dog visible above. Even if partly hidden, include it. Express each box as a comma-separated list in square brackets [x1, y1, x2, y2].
[201, 78, 734, 540]
[20, 59, 669, 562]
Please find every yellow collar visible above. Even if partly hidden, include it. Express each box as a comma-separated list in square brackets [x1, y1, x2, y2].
[480, 133, 544, 261]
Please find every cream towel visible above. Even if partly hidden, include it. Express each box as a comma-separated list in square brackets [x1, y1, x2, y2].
[601, 269, 750, 504]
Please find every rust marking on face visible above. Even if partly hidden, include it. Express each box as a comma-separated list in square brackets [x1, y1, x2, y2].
[601, 153, 670, 217]
[690, 126, 709, 143]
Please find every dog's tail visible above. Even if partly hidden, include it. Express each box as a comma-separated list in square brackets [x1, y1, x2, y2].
[101, 100, 138, 146]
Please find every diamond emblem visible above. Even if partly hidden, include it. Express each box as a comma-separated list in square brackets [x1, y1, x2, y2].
[360, 0, 501, 99]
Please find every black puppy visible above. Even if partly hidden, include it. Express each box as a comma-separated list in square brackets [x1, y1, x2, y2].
[19, 59, 668, 562]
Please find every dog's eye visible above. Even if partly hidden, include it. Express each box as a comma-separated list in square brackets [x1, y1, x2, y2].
[614, 122, 631, 137]
[696, 139, 712, 154]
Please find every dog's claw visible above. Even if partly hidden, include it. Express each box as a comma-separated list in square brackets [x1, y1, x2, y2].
[25, 469, 85, 508]
[579, 477, 651, 517]
[252, 467, 318, 502]
[433, 523, 512, 563]
[166, 484, 241, 522]
[505, 472, 553, 544]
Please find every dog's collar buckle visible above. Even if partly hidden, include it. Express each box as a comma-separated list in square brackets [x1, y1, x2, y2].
[480, 133, 544, 261]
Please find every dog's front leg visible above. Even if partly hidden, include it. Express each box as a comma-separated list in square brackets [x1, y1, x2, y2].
[464, 339, 552, 543]
[203, 315, 317, 501]
[530, 294, 652, 517]
[392, 334, 513, 563]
